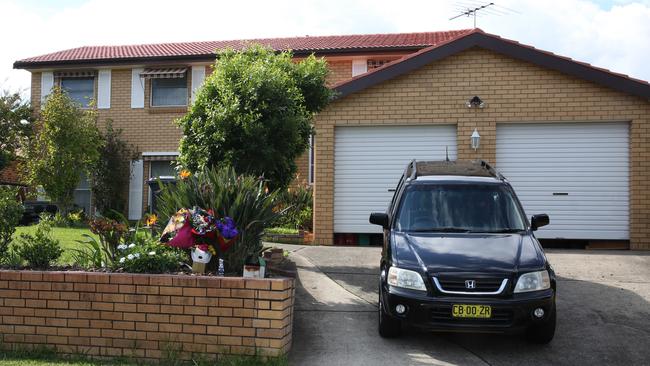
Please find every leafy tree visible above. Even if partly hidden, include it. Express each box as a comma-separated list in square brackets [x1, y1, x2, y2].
[0, 187, 23, 260]
[90, 121, 137, 217]
[177, 45, 332, 189]
[25, 87, 102, 214]
[0, 90, 32, 170]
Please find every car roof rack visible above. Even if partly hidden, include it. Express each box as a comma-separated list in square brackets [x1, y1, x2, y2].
[404, 159, 506, 181]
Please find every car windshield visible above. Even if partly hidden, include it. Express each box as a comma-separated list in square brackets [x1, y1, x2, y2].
[395, 183, 526, 233]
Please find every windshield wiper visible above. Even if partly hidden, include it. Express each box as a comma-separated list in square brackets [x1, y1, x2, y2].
[483, 228, 526, 233]
[409, 227, 471, 233]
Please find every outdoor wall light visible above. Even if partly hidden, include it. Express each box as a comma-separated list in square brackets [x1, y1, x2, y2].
[471, 128, 481, 150]
[466, 95, 485, 108]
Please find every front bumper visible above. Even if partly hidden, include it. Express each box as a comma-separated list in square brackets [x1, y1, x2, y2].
[382, 285, 555, 333]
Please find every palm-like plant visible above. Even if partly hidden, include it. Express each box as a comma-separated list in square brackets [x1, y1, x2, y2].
[156, 166, 283, 274]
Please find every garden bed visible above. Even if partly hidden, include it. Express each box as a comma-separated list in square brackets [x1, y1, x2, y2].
[0, 270, 294, 361]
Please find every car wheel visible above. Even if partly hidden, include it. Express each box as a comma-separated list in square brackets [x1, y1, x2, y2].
[526, 303, 556, 344]
[378, 291, 401, 338]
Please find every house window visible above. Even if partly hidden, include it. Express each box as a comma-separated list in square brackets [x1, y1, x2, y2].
[151, 76, 188, 107]
[150, 160, 176, 178]
[73, 173, 92, 214]
[367, 59, 392, 70]
[61, 77, 94, 107]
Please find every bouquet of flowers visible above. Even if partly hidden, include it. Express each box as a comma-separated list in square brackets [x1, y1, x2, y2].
[160, 207, 239, 273]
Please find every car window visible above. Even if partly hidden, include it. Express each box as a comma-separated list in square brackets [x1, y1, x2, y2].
[395, 183, 526, 233]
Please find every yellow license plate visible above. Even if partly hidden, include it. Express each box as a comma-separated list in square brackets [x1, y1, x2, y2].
[452, 304, 492, 318]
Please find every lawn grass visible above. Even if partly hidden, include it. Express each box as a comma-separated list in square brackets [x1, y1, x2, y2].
[264, 227, 299, 235]
[0, 347, 288, 366]
[12, 226, 97, 265]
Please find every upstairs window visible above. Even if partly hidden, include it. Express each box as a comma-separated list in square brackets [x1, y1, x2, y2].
[60, 77, 94, 108]
[142, 68, 188, 107]
[151, 77, 188, 107]
[367, 59, 393, 70]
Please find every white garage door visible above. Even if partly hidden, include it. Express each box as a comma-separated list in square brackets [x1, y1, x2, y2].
[334, 125, 457, 233]
[496, 122, 629, 240]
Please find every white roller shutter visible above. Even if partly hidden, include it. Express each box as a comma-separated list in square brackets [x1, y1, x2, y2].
[97, 69, 111, 109]
[496, 122, 629, 240]
[334, 125, 457, 233]
[191, 66, 206, 103]
[128, 160, 144, 220]
[41, 72, 54, 103]
[131, 68, 145, 109]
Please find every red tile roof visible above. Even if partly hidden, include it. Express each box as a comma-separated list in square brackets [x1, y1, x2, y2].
[14, 30, 474, 67]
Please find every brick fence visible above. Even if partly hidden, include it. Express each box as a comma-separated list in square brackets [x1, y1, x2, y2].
[0, 270, 294, 361]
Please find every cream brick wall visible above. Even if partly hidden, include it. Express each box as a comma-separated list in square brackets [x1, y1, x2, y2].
[312, 48, 650, 249]
[326, 60, 353, 86]
[30, 59, 353, 215]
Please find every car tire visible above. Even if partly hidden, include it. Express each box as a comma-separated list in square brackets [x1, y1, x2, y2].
[378, 291, 401, 338]
[526, 303, 556, 344]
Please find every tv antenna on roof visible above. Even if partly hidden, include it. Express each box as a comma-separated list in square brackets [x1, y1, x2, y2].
[450, 2, 517, 28]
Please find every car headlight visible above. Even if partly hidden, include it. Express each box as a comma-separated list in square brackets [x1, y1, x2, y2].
[387, 267, 426, 291]
[514, 270, 551, 293]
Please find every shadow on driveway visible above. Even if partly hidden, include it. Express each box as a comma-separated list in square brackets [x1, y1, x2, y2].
[287, 247, 650, 366]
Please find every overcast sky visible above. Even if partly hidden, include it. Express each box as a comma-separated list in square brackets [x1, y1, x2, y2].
[2, 0, 649, 98]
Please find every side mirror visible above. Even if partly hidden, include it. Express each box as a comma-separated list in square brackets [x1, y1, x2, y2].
[369, 212, 390, 229]
[531, 214, 550, 231]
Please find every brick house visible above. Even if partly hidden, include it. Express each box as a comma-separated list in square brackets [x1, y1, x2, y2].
[14, 29, 650, 249]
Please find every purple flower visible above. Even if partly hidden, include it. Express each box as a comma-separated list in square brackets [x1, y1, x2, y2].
[217, 217, 239, 239]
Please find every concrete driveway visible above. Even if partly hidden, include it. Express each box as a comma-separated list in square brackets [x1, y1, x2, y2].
[279, 245, 650, 366]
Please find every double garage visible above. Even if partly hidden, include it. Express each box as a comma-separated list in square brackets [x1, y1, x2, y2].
[311, 31, 650, 249]
[333, 122, 629, 242]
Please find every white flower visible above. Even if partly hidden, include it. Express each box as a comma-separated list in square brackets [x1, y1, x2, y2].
[128, 243, 136, 248]
[117, 244, 127, 250]
[119, 257, 126, 263]
[134, 253, 140, 258]
[148, 251, 156, 256]
[127, 254, 134, 260]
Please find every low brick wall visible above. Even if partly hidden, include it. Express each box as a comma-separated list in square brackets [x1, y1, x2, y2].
[0, 271, 294, 360]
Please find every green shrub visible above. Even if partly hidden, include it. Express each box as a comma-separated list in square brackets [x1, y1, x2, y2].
[70, 234, 105, 269]
[24, 87, 102, 215]
[88, 216, 128, 265]
[16, 219, 62, 268]
[90, 121, 138, 217]
[49, 211, 69, 227]
[177, 45, 332, 190]
[0, 187, 23, 260]
[275, 185, 313, 231]
[0, 90, 33, 171]
[41, 209, 86, 229]
[67, 209, 86, 227]
[116, 235, 185, 274]
[157, 166, 283, 274]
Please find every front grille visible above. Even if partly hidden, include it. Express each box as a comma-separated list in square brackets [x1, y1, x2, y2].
[435, 276, 505, 294]
[430, 305, 514, 326]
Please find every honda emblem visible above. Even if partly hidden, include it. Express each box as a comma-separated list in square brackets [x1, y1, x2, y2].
[465, 280, 476, 289]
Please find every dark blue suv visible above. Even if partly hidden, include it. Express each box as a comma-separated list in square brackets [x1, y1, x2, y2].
[369, 160, 556, 343]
